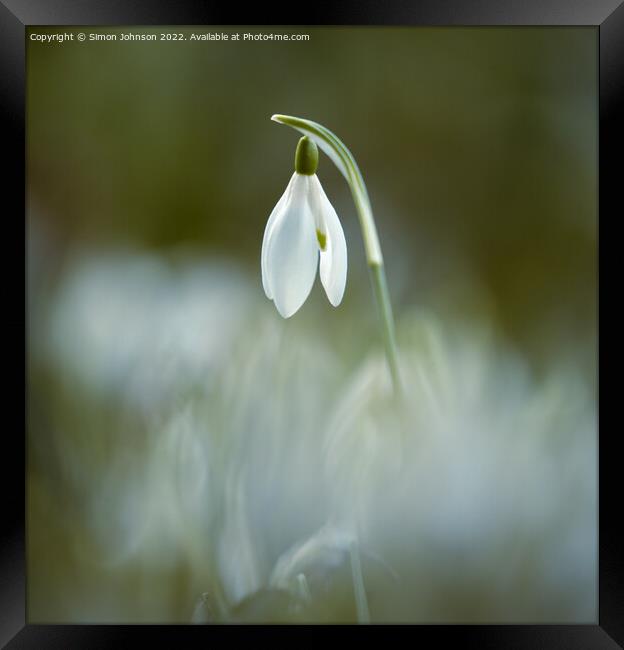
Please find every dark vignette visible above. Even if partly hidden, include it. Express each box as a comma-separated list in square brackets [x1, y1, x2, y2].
[598, 0, 624, 646]
[2, 0, 620, 647]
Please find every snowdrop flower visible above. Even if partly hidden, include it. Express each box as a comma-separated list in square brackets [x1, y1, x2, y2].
[268, 115, 401, 393]
[261, 136, 347, 318]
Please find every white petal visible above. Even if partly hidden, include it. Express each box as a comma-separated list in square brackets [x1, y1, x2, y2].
[261, 172, 298, 300]
[264, 175, 318, 318]
[310, 176, 347, 307]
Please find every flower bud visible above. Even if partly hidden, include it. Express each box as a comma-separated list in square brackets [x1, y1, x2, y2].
[294, 136, 318, 175]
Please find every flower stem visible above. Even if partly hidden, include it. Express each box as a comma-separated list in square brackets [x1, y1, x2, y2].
[271, 114, 402, 395]
[369, 263, 402, 394]
[349, 540, 370, 623]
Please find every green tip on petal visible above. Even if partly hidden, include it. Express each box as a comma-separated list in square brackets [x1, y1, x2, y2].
[316, 229, 327, 251]
[294, 136, 318, 175]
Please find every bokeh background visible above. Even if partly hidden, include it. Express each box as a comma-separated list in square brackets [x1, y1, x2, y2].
[27, 26, 597, 623]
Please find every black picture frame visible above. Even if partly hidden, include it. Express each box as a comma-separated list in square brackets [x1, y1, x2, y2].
[5, 0, 620, 646]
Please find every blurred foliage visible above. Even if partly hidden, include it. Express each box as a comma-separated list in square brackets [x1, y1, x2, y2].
[27, 254, 596, 622]
[27, 26, 596, 370]
[27, 27, 597, 623]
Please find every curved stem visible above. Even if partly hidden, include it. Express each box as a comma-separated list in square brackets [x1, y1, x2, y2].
[272, 114, 402, 395]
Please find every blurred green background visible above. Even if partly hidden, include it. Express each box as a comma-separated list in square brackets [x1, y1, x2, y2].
[27, 26, 597, 623]
[28, 26, 596, 370]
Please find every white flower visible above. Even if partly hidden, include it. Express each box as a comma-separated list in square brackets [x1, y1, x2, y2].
[261, 139, 347, 318]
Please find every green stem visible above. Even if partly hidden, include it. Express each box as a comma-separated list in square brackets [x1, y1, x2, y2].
[349, 541, 370, 623]
[271, 114, 402, 395]
[370, 263, 402, 394]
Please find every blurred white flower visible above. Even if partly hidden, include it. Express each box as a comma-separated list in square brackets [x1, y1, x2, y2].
[46, 251, 254, 416]
[216, 468, 264, 604]
[32, 250, 596, 623]
[320, 312, 597, 621]
[261, 140, 347, 318]
[270, 523, 357, 592]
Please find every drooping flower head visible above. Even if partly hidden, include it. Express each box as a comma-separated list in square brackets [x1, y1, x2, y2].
[261, 137, 347, 318]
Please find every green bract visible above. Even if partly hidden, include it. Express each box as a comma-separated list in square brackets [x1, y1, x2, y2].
[294, 137, 318, 175]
